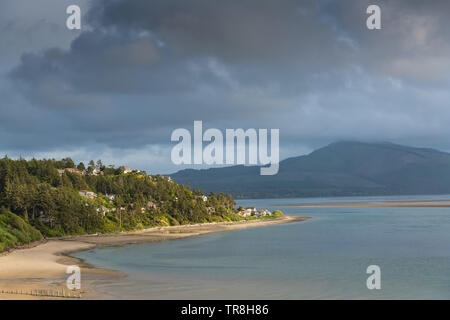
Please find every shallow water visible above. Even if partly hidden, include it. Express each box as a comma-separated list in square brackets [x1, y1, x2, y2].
[73, 195, 450, 299]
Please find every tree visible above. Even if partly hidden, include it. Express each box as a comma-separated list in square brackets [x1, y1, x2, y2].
[77, 162, 86, 171]
[96, 159, 105, 171]
[62, 158, 75, 169]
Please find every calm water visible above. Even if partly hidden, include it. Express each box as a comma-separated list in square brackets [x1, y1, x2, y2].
[73, 195, 450, 299]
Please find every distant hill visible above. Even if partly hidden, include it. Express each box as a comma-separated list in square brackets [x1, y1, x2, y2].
[171, 141, 450, 198]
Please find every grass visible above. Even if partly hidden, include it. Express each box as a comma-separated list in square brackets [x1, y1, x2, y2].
[0, 209, 43, 252]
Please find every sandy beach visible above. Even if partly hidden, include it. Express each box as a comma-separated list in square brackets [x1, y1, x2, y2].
[0, 215, 308, 300]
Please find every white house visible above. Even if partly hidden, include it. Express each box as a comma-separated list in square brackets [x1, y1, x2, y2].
[105, 194, 115, 201]
[119, 166, 132, 174]
[237, 207, 272, 218]
[79, 190, 97, 198]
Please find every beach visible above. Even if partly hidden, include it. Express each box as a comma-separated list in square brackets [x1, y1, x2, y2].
[0, 215, 308, 300]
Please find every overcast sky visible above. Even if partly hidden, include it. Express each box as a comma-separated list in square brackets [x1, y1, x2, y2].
[2, 0, 450, 174]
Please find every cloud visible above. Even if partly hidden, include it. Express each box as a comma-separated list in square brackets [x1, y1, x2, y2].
[328, 0, 450, 82]
[87, 0, 348, 62]
[10, 0, 355, 102]
[3, 0, 450, 173]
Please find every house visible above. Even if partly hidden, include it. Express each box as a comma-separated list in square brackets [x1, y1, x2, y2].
[57, 168, 84, 176]
[245, 207, 257, 216]
[236, 207, 272, 218]
[240, 210, 252, 217]
[254, 209, 272, 217]
[101, 206, 110, 212]
[82, 167, 102, 175]
[237, 207, 254, 217]
[66, 168, 84, 175]
[96, 206, 110, 216]
[119, 166, 132, 174]
[79, 190, 97, 198]
[105, 194, 115, 201]
[195, 195, 208, 202]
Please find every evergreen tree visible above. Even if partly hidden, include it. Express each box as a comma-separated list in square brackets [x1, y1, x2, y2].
[77, 162, 86, 171]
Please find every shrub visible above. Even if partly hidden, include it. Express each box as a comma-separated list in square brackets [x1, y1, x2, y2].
[272, 210, 283, 218]
[0, 208, 43, 252]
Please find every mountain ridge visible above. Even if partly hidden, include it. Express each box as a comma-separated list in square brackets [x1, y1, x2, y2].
[171, 141, 450, 198]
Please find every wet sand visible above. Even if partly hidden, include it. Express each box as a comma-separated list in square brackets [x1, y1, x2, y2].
[0, 215, 308, 300]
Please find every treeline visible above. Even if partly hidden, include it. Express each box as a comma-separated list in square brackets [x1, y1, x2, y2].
[0, 157, 237, 247]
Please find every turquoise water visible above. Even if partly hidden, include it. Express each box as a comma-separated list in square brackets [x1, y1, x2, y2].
[73, 195, 450, 299]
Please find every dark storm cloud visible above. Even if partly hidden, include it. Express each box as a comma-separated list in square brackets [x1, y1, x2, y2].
[13, 0, 450, 103]
[86, 0, 450, 82]
[12, 30, 187, 96]
[87, 0, 348, 63]
[10, 0, 352, 104]
[4, 0, 450, 173]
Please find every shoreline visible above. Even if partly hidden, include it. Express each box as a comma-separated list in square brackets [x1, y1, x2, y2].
[0, 215, 308, 300]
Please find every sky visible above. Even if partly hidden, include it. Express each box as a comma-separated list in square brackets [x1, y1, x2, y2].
[2, 0, 450, 174]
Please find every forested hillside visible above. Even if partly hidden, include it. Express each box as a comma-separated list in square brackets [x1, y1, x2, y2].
[0, 157, 237, 251]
